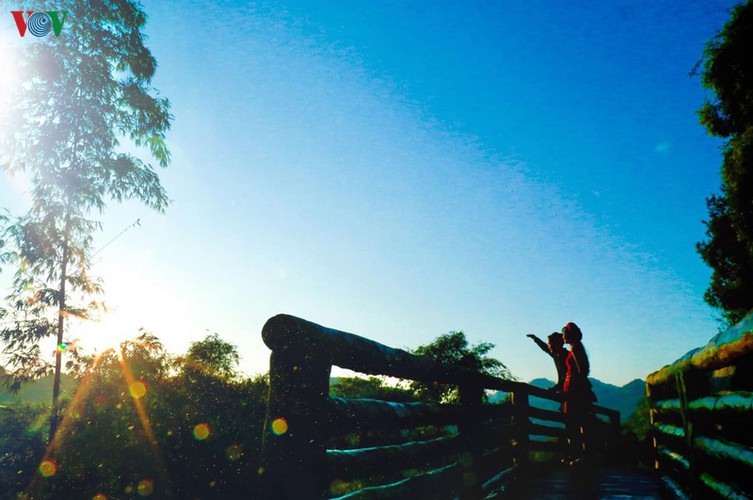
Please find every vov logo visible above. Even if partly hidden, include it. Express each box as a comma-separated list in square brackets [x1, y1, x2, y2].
[11, 11, 68, 37]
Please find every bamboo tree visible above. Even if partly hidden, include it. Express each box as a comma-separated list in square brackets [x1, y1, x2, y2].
[0, 0, 172, 440]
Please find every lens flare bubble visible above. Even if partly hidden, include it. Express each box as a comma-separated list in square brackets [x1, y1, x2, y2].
[39, 460, 57, 477]
[137, 479, 154, 496]
[271, 417, 288, 436]
[193, 423, 210, 440]
[226, 443, 243, 461]
[129, 381, 147, 399]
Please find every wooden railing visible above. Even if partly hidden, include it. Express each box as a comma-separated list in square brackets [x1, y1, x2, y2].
[258, 314, 620, 499]
[646, 312, 753, 499]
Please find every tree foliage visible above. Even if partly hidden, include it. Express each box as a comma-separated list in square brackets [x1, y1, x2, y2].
[0, 332, 269, 499]
[697, 0, 753, 325]
[182, 333, 241, 380]
[409, 331, 511, 403]
[330, 376, 419, 403]
[0, 0, 171, 437]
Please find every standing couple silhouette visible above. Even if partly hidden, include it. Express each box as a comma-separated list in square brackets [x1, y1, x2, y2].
[527, 322, 596, 463]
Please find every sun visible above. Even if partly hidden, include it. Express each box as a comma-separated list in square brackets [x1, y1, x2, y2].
[74, 266, 195, 355]
[74, 306, 141, 354]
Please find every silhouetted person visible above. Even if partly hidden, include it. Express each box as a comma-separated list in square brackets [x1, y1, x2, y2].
[526, 332, 568, 392]
[562, 322, 596, 463]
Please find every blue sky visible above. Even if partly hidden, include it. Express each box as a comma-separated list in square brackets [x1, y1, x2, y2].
[0, 0, 741, 385]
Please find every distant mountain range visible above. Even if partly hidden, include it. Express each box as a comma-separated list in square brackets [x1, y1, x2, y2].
[585, 378, 646, 419]
[489, 378, 646, 420]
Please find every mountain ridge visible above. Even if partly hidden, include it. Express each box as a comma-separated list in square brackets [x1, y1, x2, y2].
[528, 377, 645, 419]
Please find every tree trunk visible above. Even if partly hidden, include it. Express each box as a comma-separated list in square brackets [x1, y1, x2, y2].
[49, 209, 72, 442]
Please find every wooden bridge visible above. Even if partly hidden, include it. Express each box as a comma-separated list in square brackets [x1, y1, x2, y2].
[258, 313, 753, 498]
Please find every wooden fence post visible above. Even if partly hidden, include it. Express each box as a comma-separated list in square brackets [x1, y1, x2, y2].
[459, 384, 484, 499]
[511, 388, 530, 466]
[645, 382, 660, 471]
[259, 350, 332, 499]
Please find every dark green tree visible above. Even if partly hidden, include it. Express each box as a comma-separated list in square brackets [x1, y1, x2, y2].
[697, 0, 753, 325]
[410, 331, 511, 403]
[330, 376, 420, 402]
[0, 0, 171, 439]
[182, 333, 241, 380]
[0, 404, 48, 498]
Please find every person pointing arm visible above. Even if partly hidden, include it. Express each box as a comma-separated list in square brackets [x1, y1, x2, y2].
[526, 332, 568, 392]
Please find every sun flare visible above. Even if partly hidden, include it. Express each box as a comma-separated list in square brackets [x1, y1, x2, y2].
[74, 268, 194, 355]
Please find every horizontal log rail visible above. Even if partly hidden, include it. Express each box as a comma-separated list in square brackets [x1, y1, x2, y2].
[335, 461, 465, 499]
[528, 406, 566, 423]
[646, 311, 753, 498]
[327, 397, 465, 432]
[693, 435, 753, 469]
[646, 314, 753, 386]
[259, 314, 621, 499]
[326, 436, 462, 479]
[688, 391, 753, 412]
[528, 422, 568, 438]
[657, 447, 690, 471]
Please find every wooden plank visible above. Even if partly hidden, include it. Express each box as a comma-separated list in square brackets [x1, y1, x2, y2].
[327, 436, 462, 480]
[528, 422, 567, 438]
[649, 407, 684, 429]
[699, 472, 750, 499]
[503, 464, 667, 498]
[262, 314, 517, 390]
[327, 397, 463, 433]
[646, 312, 753, 385]
[693, 435, 753, 469]
[657, 446, 690, 471]
[332, 462, 465, 499]
[529, 406, 566, 423]
[688, 391, 753, 413]
[647, 376, 680, 402]
[526, 385, 565, 402]
[654, 423, 685, 441]
[481, 464, 517, 495]
[652, 398, 682, 412]
[660, 475, 690, 500]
